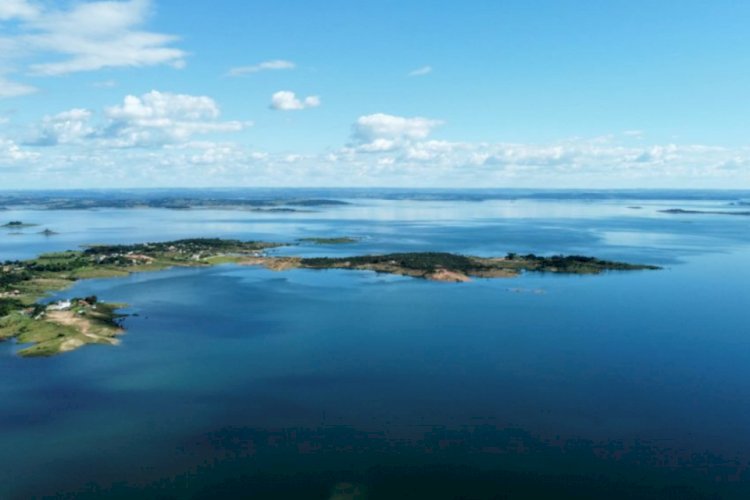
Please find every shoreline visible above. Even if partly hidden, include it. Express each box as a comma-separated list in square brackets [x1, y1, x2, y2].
[1, 238, 660, 357]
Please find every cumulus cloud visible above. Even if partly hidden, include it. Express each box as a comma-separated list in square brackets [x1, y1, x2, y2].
[270, 91, 321, 111]
[352, 113, 443, 152]
[481, 145, 579, 167]
[24, 91, 246, 149]
[338, 112, 749, 185]
[404, 140, 465, 161]
[4, 134, 750, 188]
[29, 108, 94, 146]
[0, 0, 185, 91]
[101, 91, 246, 147]
[165, 141, 247, 168]
[408, 65, 432, 77]
[0, 137, 38, 162]
[227, 60, 295, 77]
[6, 101, 750, 188]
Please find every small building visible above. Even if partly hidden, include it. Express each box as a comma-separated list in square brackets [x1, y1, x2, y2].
[47, 300, 72, 311]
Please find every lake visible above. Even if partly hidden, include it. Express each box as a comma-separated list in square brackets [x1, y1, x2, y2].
[1, 189, 749, 498]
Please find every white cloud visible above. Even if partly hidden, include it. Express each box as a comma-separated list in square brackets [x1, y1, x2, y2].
[0, 0, 38, 21]
[0, 0, 185, 85]
[227, 59, 295, 77]
[357, 138, 399, 153]
[404, 140, 465, 161]
[4, 135, 749, 188]
[352, 113, 443, 147]
[481, 144, 578, 167]
[0, 75, 36, 98]
[0, 137, 38, 162]
[25, 90, 246, 149]
[106, 91, 220, 122]
[30, 108, 94, 146]
[270, 91, 321, 111]
[5, 101, 750, 188]
[102, 90, 246, 147]
[408, 65, 432, 77]
[92, 80, 118, 88]
[185, 143, 248, 165]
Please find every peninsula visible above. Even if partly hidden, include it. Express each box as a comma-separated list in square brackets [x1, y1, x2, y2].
[1, 238, 659, 357]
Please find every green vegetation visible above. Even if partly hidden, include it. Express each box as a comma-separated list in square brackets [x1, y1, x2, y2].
[302, 252, 476, 272]
[297, 252, 659, 280]
[1, 313, 79, 357]
[0, 298, 124, 357]
[503, 253, 661, 273]
[0, 298, 24, 317]
[83, 237, 280, 256]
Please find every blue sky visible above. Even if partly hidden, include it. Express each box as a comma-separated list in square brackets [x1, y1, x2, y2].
[1, 0, 749, 188]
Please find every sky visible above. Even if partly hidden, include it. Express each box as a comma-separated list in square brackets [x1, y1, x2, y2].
[1, 0, 749, 189]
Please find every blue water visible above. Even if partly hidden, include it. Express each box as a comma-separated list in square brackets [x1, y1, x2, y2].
[1, 190, 749, 498]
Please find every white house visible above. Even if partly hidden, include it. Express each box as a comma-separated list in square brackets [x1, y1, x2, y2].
[47, 300, 72, 311]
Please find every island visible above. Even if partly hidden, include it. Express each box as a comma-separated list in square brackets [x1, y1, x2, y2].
[243, 252, 658, 282]
[0, 238, 659, 357]
[2, 221, 38, 228]
[0, 194, 350, 211]
[661, 208, 750, 216]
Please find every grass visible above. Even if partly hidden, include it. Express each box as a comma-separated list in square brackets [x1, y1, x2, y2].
[0, 302, 125, 357]
[0, 313, 80, 357]
[71, 266, 131, 279]
[203, 255, 245, 265]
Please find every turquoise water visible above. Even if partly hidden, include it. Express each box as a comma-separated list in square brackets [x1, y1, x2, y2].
[1, 191, 750, 498]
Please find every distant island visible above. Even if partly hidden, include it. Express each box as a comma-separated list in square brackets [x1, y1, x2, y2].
[2, 221, 38, 228]
[661, 208, 750, 216]
[244, 252, 658, 282]
[0, 195, 349, 211]
[1, 238, 659, 357]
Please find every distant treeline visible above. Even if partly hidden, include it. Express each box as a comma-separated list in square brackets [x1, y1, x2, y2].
[507, 253, 659, 271]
